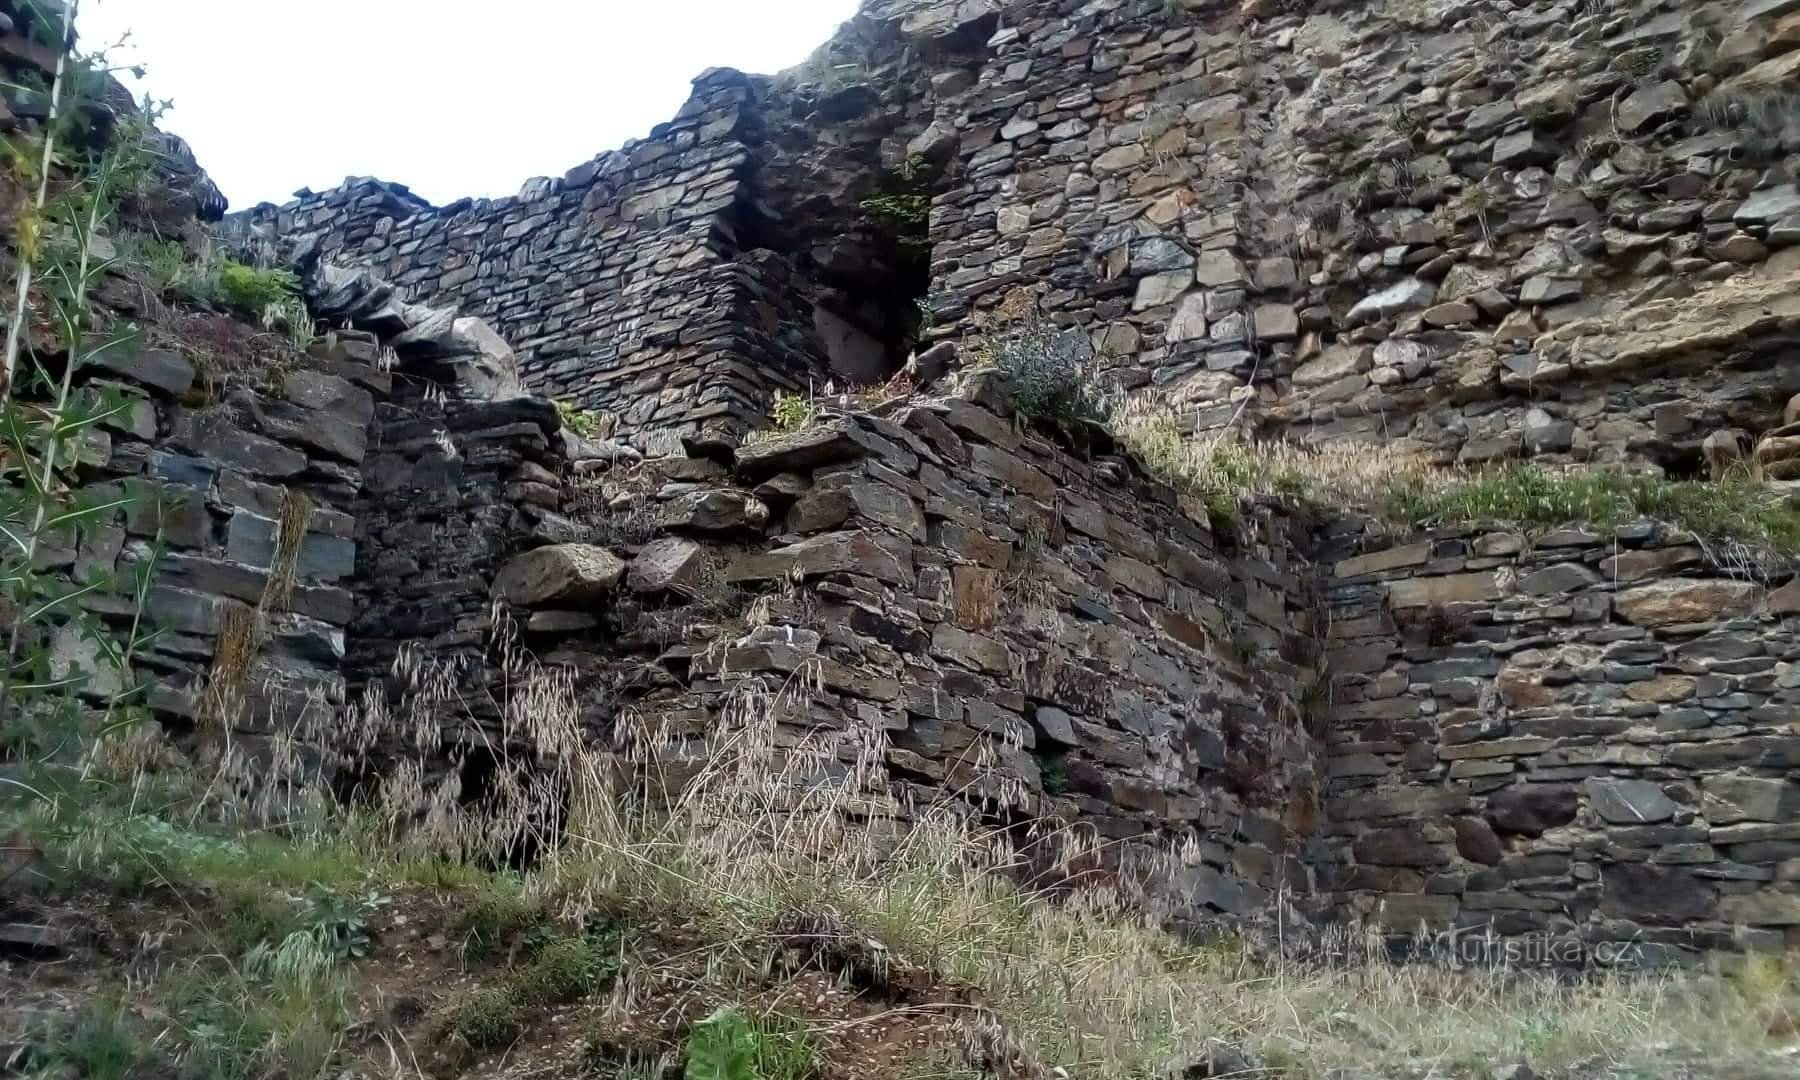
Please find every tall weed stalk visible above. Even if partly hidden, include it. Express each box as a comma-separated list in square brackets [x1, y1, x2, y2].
[0, 9, 168, 796]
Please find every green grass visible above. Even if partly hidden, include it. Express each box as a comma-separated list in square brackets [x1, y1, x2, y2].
[447, 929, 621, 1047]
[556, 399, 606, 438]
[1387, 464, 1800, 554]
[515, 932, 618, 1005]
[455, 878, 546, 960]
[35, 999, 154, 1080]
[1112, 403, 1800, 555]
[450, 986, 525, 1048]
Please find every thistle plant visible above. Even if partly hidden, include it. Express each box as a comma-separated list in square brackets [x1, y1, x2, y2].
[0, 3, 169, 792]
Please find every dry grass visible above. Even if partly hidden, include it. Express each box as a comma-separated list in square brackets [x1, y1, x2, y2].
[1110, 401, 1800, 557]
[1109, 399, 1433, 525]
[16, 559, 1799, 1080]
[311, 625, 1795, 1079]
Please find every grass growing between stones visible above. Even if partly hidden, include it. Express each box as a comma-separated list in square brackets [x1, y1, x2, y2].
[1111, 404, 1800, 556]
[1111, 402, 1427, 525]
[1386, 463, 1800, 555]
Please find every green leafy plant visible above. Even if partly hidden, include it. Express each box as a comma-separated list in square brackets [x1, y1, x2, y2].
[556, 399, 606, 438]
[860, 156, 935, 251]
[215, 261, 300, 314]
[991, 320, 1114, 425]
[299, 886, 388, 960]
[769, 389, 816, 435]
[0, 84, 170, 760]
[686, 1008, 817, 1080]
[114, 230, 193, 295]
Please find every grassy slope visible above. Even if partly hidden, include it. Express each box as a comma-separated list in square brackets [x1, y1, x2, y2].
[4, 731, 1797, 1080]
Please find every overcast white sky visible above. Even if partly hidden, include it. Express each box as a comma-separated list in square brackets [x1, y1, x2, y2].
[78, 0, 861, 212]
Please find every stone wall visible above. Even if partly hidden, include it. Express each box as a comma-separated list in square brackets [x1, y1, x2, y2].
[241, 0, 1800, 480]
[227, 7, 977, 449]
[1321, 522, 1800, 958]
[917, 0, 1800, 477]
[38, 321, 383, 746]
[478, 375, 1331, 921]
[184, 0, 1800, 952]
[228, 70, 795, 445]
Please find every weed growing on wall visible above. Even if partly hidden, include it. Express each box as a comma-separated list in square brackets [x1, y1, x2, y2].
[215, 261, 301, 314]
[989, 320, 1114, 425]
[1388, 463, 1800, 556]
[1112, 400, 1800, 556]
[769, 389, 816, 433]
[0, 16, 171, 767]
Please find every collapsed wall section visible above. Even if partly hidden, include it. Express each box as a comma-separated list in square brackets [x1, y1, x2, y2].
[457, 375, 1332, 922]
[232, 3, 981, 450]
[1323, 524, 1800, 958]
[230, 70, 781, 445]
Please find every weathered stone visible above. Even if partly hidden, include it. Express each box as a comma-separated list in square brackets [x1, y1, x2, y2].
[628, 537, 706, 595]
[492, 544, 625, 606]
[1346, 279, 1435, 326]
[1613, 579, 1762, 627]
[1486, 785, 1578, 836]
[1599, 546, 1702, 582]
[1374, 893, 1459, 931]
[1034, 706, 1078, 746]
[728, 531, 910, 587]
[1522, 408, 1574, 454]
[1388, 572, 1502, 608]
[662, 489, 771, 534]
[1735, 185, 1800, 227]
[1585, 778, 1676, 825]
[225, 511, 356, 582]
[90, 346, 195, 397]
[1492, 130, 1558, 166]
[1702, 777, 1798, 825]
[1454, 817, 1504, 866]
[1719, 892, 1800, 925]
[1133, 271, 1193, 311]
[1336, 541, 1430, 578]
[1615, 80, 1686, 133]
[1519, 561, 1596, 595]
[1599, 864, 1716, 921]
[1354, 825, 1449, 868]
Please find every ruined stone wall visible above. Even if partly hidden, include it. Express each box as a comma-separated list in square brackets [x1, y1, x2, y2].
[187, 0, 1800, 949]
[230, 71, 819, 446]
[1237, 0, 1800, 475]
[919, 0, 1800, 476]
[241, 0, 1800, 475]
[1321, 522, 1800, 957]
[474, 375, 1330, 920]
[347, 393, 567, 730]
[40, 323, 383, 746]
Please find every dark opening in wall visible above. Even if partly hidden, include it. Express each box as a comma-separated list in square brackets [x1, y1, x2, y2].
[735, 23, 967, 391]
[734, 158, 938, 389]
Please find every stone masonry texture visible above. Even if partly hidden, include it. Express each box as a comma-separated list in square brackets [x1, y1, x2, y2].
[60, 0, 1800, 959]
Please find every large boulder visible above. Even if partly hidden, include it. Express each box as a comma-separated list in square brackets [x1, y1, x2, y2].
[492, 544, 625, 607]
